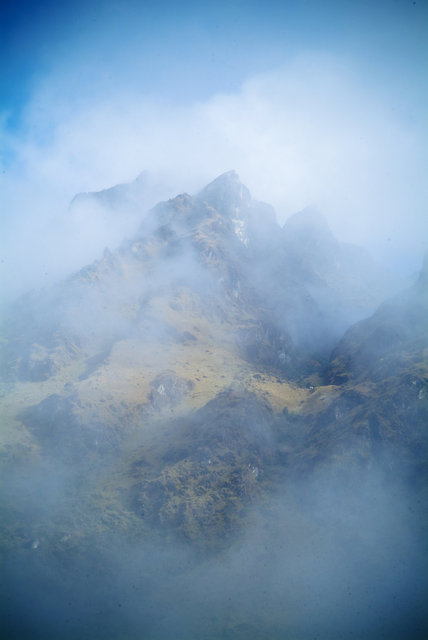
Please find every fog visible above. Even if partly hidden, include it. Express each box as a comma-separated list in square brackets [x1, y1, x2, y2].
[2, 449, 427, 640]
[1, 189, 427, 637]
[1, 53, 427, 301]
[1, 2, 428, 639]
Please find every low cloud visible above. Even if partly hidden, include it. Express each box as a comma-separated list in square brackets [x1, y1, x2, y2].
[1, 53, 426, 301]
[2, 456, 426, 640]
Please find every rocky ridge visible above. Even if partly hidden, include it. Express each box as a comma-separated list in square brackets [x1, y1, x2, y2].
[1, 171, 426, 551]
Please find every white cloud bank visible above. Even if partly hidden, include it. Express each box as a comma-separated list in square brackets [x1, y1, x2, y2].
[1, 53, 427, 301]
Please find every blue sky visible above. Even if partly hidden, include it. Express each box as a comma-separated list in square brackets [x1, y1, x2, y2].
[1, 0, 427, 296]
[1, 0, 426, 113]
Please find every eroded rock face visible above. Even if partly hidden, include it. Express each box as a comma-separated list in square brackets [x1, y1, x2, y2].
[148, 372, 194, 410]
[238, 319, 295, 372]
[132, 391, 275, 545]
[198, 170, 251, 221]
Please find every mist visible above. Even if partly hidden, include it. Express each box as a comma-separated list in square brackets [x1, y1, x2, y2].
[2, 48, 427, 300]
[1, 2, 428, 639]
[1, 441, 427, 640]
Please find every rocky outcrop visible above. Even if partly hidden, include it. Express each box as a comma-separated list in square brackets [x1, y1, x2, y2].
[147, 372, 194, 411]
[132, 391, 274, 545]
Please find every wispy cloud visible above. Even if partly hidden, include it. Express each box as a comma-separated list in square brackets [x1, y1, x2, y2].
[1, 53, 426, 301]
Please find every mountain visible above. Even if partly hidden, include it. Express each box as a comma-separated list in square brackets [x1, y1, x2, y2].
[307, 251, 428, 478]
[70, 170, 172, 216]
[1, 172, 427, 640]
[281, 206, 394, 342]
[328, 250, 428, 383]
[66, 171, 176, 268]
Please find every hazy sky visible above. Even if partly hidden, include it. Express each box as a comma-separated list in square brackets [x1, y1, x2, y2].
[1, 0, 427, 297]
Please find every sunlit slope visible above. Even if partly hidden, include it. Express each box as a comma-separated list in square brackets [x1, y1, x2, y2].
[1, 174, 305, 455]
[0, 172, 308, 554]
[1, 171, 424, 550]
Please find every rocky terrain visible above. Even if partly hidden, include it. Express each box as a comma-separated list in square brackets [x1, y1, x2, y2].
[1, 171, 427, 639]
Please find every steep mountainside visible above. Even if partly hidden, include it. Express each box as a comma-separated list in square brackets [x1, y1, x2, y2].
[69, 170, 172, 219]
[1, 172, 427, 640]
[301, 252, 428, 479]
[1, 170, 423, 531]
[329, 251, 428, 383]
[281, 206, 394, 341]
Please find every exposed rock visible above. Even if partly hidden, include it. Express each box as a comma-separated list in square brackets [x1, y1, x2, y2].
[2, 171, 427, 555]
[148, 372, 194, 410]
[198, 170, 251, 218]
[133, 391, 274, 545]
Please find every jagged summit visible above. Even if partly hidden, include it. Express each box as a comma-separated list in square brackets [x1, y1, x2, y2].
[2, 168, 427, 640]
[4, 171, 395, 383]
[198, 170, 251, 216]
[69, 170, 175, 219]
[283, 206, 335, 247]
[70, 172, 149, 210]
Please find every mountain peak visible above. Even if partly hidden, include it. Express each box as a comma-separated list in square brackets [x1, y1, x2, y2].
[284, 205, 330, 230]
[283, 206, 335, 246]
[198, 171, 251, 215]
